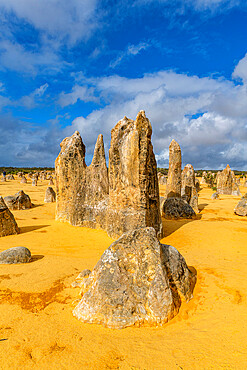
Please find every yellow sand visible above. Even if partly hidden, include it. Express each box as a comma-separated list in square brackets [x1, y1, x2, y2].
[0, 179, 246, 369]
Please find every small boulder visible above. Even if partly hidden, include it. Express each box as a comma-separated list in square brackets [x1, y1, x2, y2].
[32, 179, 37, 186]
[211, 192, 219, 200]
[1, 176, 6, 182]
[4, 190, 32, 210]
[48, 178, 54, 186]
[234, 199, 247, 216]
[0, 197, 19, 237]
[161, 197, 196, 219]
[44, 187, 56, 203]
[0, 247, 31, 264]
[73, 227, 196, 329]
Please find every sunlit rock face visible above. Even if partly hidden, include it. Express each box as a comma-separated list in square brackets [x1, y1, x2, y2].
[73, 227, 196, 329]
[181, 164, 199, 213]
[166, 140, 182, 199]
[0, 197, 19, 237]
[55, 131, 109, 229]
[55, 111, 163, 239]
[107, 111, 163, 239]
[217, 165, 240, 196]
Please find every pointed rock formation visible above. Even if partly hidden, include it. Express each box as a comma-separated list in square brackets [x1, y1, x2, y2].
[217, 165, 240, 195]
[73, 227, 196, 329]
[0, 197, 19, 237]
[166, 140, 181, 198]
[44, 187, 56, 203]
[55, 131, 109, 229]
[181, 164, 199, 213]
[107, 111, 163, 238]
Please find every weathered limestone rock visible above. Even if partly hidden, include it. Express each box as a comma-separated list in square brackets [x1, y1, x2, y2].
[20, 176, 27, 184]
[49, 178, 54, 185]
[217, 165, 240, 195]
[6, 174, 15, 180]
[0, 247, 31, 264]
[161, 197, 196, 219]
[32, 179, 37, 186]
[166, 140, 181, 198]
[107, 111, 162, 238]
[244, 181, 247, 187]
[211, 192, 219, 200]
[195, 178, 200, 192]
[4, 190, 32, 210]
[0, 197, 19, 237]
[1, 176, 6, 182]
[56, 111, 163, 239]
[234, 198, 247, 216]
[44, 187, 56, 203]
[55, 131, 109, 229]
[181, 164, 199, 213]
[73, 227, 196, 329]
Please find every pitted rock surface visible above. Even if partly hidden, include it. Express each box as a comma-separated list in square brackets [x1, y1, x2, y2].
[4, 190, 32, 210]
[166, 140, 181, 198]
[161, 197, 196, 219]
[0, 246, 31, 264]
[107, 111, 162, 238]
[73, 227, 196, 329]
[0, 197, 19, 237]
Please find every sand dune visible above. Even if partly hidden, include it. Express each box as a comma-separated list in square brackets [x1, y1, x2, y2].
[0, 179, 246, 369]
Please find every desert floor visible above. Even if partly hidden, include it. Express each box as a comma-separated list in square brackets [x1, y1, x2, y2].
[0, 179, 246, 369]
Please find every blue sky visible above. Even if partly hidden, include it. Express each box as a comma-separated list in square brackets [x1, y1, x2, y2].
[1, 0, 247, 169]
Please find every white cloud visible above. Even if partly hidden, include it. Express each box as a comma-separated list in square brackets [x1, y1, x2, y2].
[110, 42, 151, 68]
[0, 0, 99, 46]
[58, 85, 98, 108]
[17, 83, 49, 109]
[0, 40, 67, 75]
[61, 67, 247, 169]
[232, 53, 247, 82]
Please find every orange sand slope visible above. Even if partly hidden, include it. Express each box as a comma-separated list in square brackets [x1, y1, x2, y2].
[0, 179, 246, 369]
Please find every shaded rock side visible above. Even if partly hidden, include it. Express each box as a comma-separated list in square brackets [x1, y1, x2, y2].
[73, 227, 196, 329]
[217, 165, 240, 195]
[0, 197, 19, 237]
[107, 111, 163, 238]
[4, 190, 32, 210]
[55, 131, 109, 228]
[166, 140, 182, 198]
[0, 246, 31, 264]
[44, 187, 56, 203]
[181, 164, 199, 213]
[161, 197, 196, 219]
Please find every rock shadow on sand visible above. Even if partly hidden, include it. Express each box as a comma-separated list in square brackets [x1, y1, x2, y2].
[19, 225, 50, 234]
[30, 255, 44, 263]
[198, 203, 208, 211]
[163, 215, 202, 237]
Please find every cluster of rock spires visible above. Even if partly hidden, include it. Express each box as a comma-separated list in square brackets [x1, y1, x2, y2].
[55, 111, 163, 239]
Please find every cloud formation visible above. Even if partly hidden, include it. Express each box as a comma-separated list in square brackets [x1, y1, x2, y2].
[62, 68, 247, 170]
